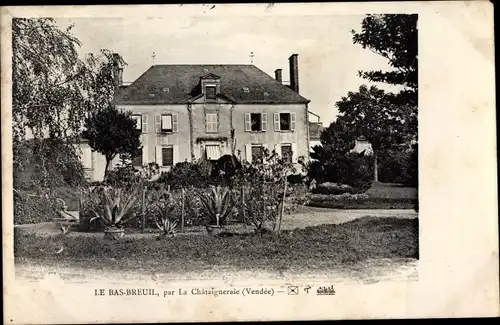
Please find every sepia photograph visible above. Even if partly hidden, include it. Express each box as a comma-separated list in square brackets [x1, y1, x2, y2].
[2, 2, 497, 323]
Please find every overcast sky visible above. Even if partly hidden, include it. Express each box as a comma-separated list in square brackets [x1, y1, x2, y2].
[56, 5, 395, 125]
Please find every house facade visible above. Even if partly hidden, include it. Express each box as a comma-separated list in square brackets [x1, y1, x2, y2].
[81, 54, 313, 181]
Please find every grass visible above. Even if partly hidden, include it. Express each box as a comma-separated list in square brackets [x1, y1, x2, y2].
[14, 216, 418, 273]
[366, 182, 418, 199]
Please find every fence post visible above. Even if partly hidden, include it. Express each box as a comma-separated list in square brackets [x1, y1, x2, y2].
[181, 188, 185, 233]
[141, 185, 147, 230]
[241, 185, 246, 224]
[277, 175, 288, 235]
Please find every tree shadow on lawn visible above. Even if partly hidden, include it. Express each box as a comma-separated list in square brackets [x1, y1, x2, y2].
[14, 216, 418, 274]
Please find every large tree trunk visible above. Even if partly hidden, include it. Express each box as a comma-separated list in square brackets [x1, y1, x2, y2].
[373, 151, 379, 183]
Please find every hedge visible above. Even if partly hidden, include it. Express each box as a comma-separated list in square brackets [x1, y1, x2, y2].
[307, 194, 418, 210]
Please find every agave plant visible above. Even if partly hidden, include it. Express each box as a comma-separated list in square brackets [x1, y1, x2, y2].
[153, 194, 179, 237]
[89, 186, 140, 230]
[199, 186, 235, 227]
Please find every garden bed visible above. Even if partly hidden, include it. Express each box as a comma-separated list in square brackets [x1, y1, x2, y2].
[14, 217, 418, 272]
[307, 197, 418, 210]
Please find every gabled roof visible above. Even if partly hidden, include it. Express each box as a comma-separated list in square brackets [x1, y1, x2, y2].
[114, 65, 310, 105]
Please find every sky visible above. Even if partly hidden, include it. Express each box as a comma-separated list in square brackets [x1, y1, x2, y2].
[56, 5, 395, 125]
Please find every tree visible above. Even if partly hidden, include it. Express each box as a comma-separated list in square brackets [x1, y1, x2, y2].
[308, 120, 373, 191]
[82, 105, 142, 179]
[352, 14, 418, 185]
[335, 85, 411, 182]
[12, 18, 126, 188]
[352, 14, 418, 107]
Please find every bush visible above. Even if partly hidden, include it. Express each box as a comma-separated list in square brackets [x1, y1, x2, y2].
[104, 164, 141, 187]
[312, 182, 357, 195]
[14, 190, 60, 224]
[377, 145, 418, 187]
[212, 155, 242, 184]
[157, 160, 215, 189]
[287, 174, 304, 184]
[306, 152, 373, 192]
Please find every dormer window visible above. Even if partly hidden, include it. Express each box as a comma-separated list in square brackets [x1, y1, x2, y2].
[200, 72, 221, 101]
[205, 85, 217, 100]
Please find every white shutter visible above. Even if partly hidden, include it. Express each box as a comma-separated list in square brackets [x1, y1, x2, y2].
[290, 113, 296, 131]
[172, 113, 178, 132]
[273, 113, 280, 131]
[291, 143, 298, 163]
[244, 113, 251, 132]
[155, 146, 163, 166]
[173, 145, 179, 164]
[261, 113, 267, 131]
[155, 115, 161, 133]
[142, 114, 148, 133]
[245, 144, 252, 163]
[142, 144, 149, 166]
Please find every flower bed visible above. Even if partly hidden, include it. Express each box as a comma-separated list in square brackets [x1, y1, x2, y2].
[307, 193, 417, 210]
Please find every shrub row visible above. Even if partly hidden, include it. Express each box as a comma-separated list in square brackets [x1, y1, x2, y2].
[14, 191, 60, 224]
[307, 193, 418, 210]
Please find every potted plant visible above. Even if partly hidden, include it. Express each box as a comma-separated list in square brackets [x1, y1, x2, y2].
[199, 186, 235, 236]
[90, 186, 140, 240]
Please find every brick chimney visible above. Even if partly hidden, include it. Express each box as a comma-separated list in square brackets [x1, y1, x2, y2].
[274, 69, 282, 83]
[112, 53, 123, 89]
[288, 54, 299, 93]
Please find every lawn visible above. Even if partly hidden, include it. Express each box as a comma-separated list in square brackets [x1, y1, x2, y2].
[366, 182, 418, 199]
[14, 216, 418, 273]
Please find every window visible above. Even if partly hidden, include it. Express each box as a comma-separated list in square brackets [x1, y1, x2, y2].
[132, 115, 142, 131]
[251, 113, 262, 131]
[251, 145, 264, 162]
[161, 114, 173, 132]
[205, 145, 221, 161]
[132, 148, 143, 167]
[205, 113, 218, 133]
[162, 147, 174, 166]
[280, 113, 291, 131]
[281, 144, 292, 163]
[245, 113, 267, 132]
[205, 85, 217, 100]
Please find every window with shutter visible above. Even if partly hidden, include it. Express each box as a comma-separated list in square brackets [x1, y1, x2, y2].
[161, 114, 173, 132]
[205, 113, 218, 133]
[162, 147, 174, 166]
[279, 113, 291, 131]
[281, 144, 292, 163]
[250, 113, 262, 131]
[132, 148, 143, 166]
[251, 145, 264, 162]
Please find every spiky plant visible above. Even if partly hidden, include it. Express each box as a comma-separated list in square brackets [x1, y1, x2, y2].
[153, 195, 179, 237]
[90, 186, 140, 229]
[199, 186, 235, 227]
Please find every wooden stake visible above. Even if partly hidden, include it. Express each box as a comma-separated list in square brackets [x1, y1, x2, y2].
[181, 188, 185, 232]
[277, 175, 287, 235]
[141, 185, 147, 230]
